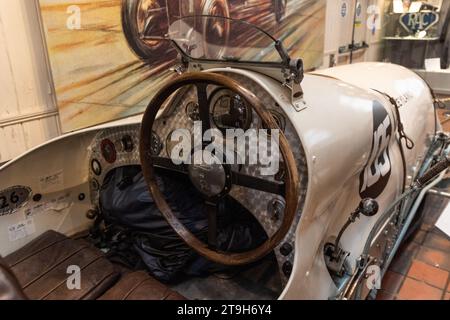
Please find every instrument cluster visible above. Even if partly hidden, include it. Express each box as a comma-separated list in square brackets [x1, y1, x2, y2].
[209, 88, 253, 133]
[87, 73, 305, 286]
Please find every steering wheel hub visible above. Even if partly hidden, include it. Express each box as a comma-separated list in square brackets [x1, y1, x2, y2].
[188, 164, 227, 197]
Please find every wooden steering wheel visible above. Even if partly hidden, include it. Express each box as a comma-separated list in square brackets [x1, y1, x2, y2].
[139, 72, 299, 266]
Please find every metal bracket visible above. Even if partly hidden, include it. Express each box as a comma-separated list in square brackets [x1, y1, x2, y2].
[275, 40, 305, 112]
[291, 81, 306, 112]
[170, 64, 186, 75]
[324, 243, 351, 277]
[169, 52, 189, 75]
[335, 255, 376, 300]
[282, 79, 306, 112]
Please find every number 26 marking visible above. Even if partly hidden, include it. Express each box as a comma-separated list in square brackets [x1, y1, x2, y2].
[0, 192, 20, 209]
[0, 196, 9, 209]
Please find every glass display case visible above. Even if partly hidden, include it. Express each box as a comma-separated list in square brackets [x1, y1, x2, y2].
[383, 0, 450, 69]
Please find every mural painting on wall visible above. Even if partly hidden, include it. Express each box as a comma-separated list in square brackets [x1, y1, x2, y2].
[38, 0, 326, 132]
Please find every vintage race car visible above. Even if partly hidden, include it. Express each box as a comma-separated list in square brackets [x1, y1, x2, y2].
[0, 16, 449, 300]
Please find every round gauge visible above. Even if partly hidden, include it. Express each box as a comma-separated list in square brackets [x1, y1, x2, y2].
[209, 88, 253, 132]
[90, 179, 100, 191]
[186, 101, 200, 121]
[166, 129, 191, 161]
[122, 135, 134, 153]
[91, 159, 102, 176]
[151, 131, 163, 156]
[101, 139, 116, 164]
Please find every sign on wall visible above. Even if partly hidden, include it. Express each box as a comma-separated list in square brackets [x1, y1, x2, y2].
[38, 0, 326, 132]
[399, 11, 440, 34]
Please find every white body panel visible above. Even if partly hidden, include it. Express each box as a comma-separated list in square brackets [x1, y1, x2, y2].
[316, 62, 437, 184]
[213, 63, 435, 299]
[0, 115, 142, 255]
[0, 63, 436, 300]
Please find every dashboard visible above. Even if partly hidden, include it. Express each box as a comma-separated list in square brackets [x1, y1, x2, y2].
[87, 72, 308, 285]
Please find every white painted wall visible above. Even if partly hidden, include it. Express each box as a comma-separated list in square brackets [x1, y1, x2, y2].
[322, 0, 386, 67]
[0, 0, 61, 163]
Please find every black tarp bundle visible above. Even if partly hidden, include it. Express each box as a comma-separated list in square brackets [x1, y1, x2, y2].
[99, 166, 266, 283]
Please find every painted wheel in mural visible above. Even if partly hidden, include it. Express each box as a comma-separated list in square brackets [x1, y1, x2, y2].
[122, 0, 232, 63]
[121, 0, 172, 62]
[273, 0, 287, 23]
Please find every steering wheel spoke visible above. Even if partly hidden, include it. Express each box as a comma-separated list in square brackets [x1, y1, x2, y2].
[205, 201, 220, 249]
[232, 171, 285, 196]
[152, 156, 188, 174]
[195, 83, 211, 136]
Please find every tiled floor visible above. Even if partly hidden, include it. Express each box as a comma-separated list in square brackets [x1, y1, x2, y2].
[377, 102, 450, 300]
[377, 194, 450, 300]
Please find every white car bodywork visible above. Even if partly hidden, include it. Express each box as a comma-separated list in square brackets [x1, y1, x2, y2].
[0, 61, 439, 300]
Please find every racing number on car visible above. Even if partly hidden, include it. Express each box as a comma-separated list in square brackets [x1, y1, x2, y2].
[359, 101, 392, 199]
[0, 192, 19, 209]
[0, 186, 32, 216]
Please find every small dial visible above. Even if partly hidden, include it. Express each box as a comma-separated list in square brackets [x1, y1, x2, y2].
[90, 179, 100, 191]
[91, 159, 102, 176]
[209, 88, 253, 132]
[122, 135, 134, 153]
[151, 131, 163, 156]
[101, 139, 116, 164]
[186, 101, 200, 121]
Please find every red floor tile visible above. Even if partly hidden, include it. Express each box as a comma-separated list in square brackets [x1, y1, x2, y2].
[397, 278, 443, 300]
[407, 260, 449, 289]
[416, 247, 450, 271]
[373, 112, 450, 300]
[381, 271, 404, 294]
[389, 242, 420, 275]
